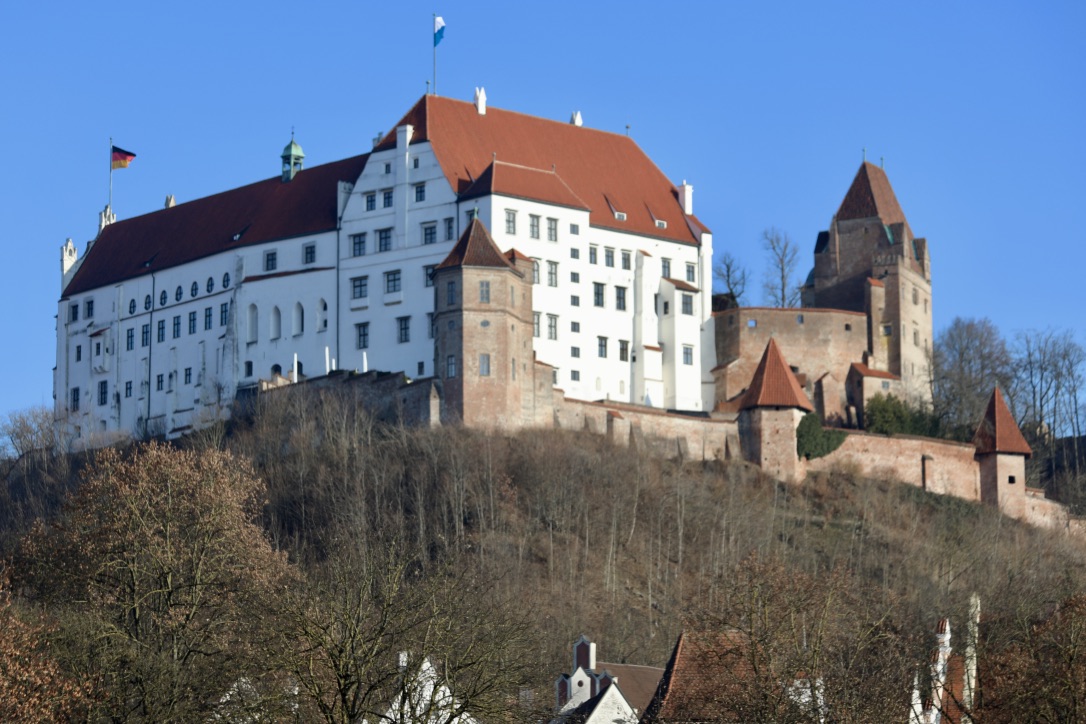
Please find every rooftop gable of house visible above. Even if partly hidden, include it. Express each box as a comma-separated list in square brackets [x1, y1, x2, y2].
[739, 338, 814, 412]
[63, 153, 369, 297]
[973, 387, 1032, 457]
[375, 94, 707, 245]
[460, 160, 590, 211]
[436, 218, 519, 272]
[642, 630, 756, 723]
[836, 161, 907, 227]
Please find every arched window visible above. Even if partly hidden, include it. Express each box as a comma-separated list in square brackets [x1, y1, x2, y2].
[319, 299, 328, 330]
[271, 363, 282, 376]
[206, 277, 214, 293]
[144, 295, 152, 311]
[128, 299, 136, 315]
[293, 302, 304, 335]
[175, 286, 183, 302]
[190, 281, 198, 298]
[247, 304, 258, 343]
[222, 272, 231, 288]
[270, 306, 281, 340]
[159, 290, 167, 307]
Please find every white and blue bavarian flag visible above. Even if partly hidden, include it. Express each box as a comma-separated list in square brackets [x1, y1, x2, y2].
[434, 16, 446, 46]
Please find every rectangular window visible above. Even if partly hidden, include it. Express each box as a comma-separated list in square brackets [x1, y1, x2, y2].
[157, 320, 166, 343]
[245, 361, 253, 377]
[589, 246, 598, 264]
[598, 337, 608, 358]
[479, 353, 491, 377]
[571, 346, 580, 358]
[126, 328, 134, 351]
[529, 215, 540, 239]
[172, 315, 181, 339]
[427, 312, 434, 339]
[533, 312, 541, 338]
[365, 193, 376, 211]
[594, 282, 605, 307]
[85, 299, 94, 319]
[547, 314, 558, 340]
[570, 223, 580, 235]
[479, 280, 491, 303]
[445, 217, 455, 241]
[264, 250, 277, 272]
[505, 209, 516, 235]
[155, 374, 163, 392]
[382, 189, 393, 208]
[686, 263, 696, 283]
[571, 321, 580, 333]
[70, 387, 79, 411]
[220, 303, 229, 326]
[188, 311, 197, 334]
[683, 345, 694, 365]
[97, 380, 108, 406]
[570, 248, 580, 259]
[570, 271, 580, 283]
[532, 260, 540, 284]
[184, 367, 192, 385]
[619, 340, 629, 362]
[571, 370, 580, 381]
[547, 261, 558, 287]
[378, 228, 392, 252]
[662, 258, 671, 278]
[605, 248, 615, 267]
[621, 250, 631, 270]
[303, 243, 316, 264]
[142, 324, 150, 347]
[414, 183, 426, 202]
[351, 233, 366, 256]
[424, 265, 436, 287]
[547, 217, 558, 241]
[356, 322, 369, 349]
[446, 355, 457, 378]
[883, 324, 893, 336]
[70, 304, 79, 322]
[682, 294, 694, 315]
[205, 307, 213, 330]
[385, 270, 401, 293]
[571, 295, 580, 307]
[446, 280, 457, 306]
[616, 286, 627, 311]
[914, 329, 920, 346]
[125, 381, 132, 398]
[423, 223, 437, 245]
[397, 316, 410, 343]
[94, 342, 100, 357]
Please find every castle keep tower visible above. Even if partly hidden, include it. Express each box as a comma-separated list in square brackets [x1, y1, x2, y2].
[803, 162, 932, 404]
[432, 219, 534, 428]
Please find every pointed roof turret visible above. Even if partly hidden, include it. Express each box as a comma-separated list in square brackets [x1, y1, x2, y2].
[836, 161, 906, 226]
[973, 388, 1032, 457]
[435, 218, 519, 272]
[739, 339, 813, 412]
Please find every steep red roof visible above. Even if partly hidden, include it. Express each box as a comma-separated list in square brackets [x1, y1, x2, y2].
[435, 219, 518, 272]
[63, 154, 369, 297]
[376, 95, 706, 245]
[461, 160, 589, 210]
[836, 161, 906, 226]
[596, 662, 663, 717]
[740, 339, 813, 412]
[849, 362, 899, 381]
[973, 388, 1032, 457]
[641, 631, 755, 723]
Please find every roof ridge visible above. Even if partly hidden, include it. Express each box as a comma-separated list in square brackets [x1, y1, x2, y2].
[740, 338, 814, 411]
[973, 387, 1032, 457]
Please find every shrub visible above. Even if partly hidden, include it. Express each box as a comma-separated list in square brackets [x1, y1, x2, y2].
[796, 413, 847, 460]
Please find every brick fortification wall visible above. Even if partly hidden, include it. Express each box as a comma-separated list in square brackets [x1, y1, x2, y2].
[805, 430, 980, 501]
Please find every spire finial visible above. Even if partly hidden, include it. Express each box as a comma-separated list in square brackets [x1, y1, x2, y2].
[862, 147, 866, 162]
[880, 156, 885, 169]
[291, 125, 295, 141]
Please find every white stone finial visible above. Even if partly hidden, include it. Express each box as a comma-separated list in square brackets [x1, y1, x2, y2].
[474, 86, 487, 115]
[679, 181, 694, 215]
[98, 204, 116, 233]
[571, 110, 583, 127]
[165, 194, 176, 208]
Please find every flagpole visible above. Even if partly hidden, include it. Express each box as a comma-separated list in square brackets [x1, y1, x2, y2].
[432, 13, 437, 96]
[109, 137, 113, 212]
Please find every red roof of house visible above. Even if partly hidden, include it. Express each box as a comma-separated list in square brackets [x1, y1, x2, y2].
[436, 218, 518, 272]
[973, 387, 1032, 457]
[63, 154, 369, 297]
[836, 161, 907, 226]
[596, 661, 663, 716]
[740, 339, 813, 412]
[849, 362, 900, 381]
[663, 278, 699, 293]
[375, 95, 708, 245]
[641, 631, 756, 723]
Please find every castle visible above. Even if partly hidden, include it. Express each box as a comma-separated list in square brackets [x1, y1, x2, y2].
[53, 90, 1080, 533]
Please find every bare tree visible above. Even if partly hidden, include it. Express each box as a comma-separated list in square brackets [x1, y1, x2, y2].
[713, 251, 750, 307]
[761, 228, 800, 307]
[931, 317, 1016, 439]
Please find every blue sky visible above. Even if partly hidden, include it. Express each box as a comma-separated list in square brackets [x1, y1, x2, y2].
[2, 1, 1083, 417]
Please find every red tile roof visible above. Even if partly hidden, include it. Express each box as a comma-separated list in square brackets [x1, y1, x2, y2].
[642, 631, 755, 723]
[836, 161, 907, 226]
[663, 278, 699, 292]
[596, 662, 663, 716]
[435, 219, 518, 272]
[375, 95, 707, 245]
[849, 362, 899, 381]
[740, 339, 813, 412]
[461, 160, 589, 210]
[63, 154, 369, 297]
[867, 276, 885, 288]
[973, 387, 1032, 457]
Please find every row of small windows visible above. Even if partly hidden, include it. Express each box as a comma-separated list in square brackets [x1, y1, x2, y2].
[361, 182, 426, 212]
[348, 218, 455, 258]
[353, 315, 417, 349]
[70, 358, 205, 412]
[121, 303, 231, 351]
[246, 300, 328, 343]
[505, 210, 561, 241]
[122, 273, 232, 317]
[264, 243, 319, 272]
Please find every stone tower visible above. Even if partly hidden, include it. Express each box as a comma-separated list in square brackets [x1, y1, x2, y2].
[738, 338, 814, 483]
[802, 162, 932, 404]
[432, 219, 534, 428]
[973, 387, 1032, 519]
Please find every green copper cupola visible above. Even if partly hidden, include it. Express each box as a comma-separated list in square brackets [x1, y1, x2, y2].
[281, 135, 304, 182]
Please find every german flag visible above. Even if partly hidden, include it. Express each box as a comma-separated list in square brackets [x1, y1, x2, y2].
[111, 146, 136, 170]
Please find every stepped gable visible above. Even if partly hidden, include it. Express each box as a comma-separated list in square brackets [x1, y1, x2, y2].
[836, 161, 907, 226]
[739, 338, 814, 412]
[435, 218, 518, 272]
[375, 95, 708, 245]
[973, 388, 1032, 457]
[63, 154, 369, 297]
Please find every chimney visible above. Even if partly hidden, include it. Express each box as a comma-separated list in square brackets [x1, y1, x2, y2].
[396, 123, 414, 150]
[679, 181, 694, 215]
[474, 86, 487, 115]
[164, 195, 176, 208]
[570, 110, 583, 127]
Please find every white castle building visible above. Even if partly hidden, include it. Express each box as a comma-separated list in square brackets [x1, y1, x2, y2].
[55, 89, 714, 442]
